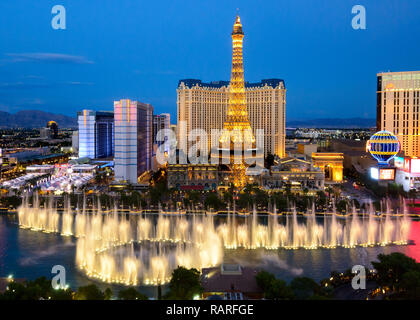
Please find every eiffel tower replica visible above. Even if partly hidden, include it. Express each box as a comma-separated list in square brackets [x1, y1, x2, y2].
[212, 15, 262, 188]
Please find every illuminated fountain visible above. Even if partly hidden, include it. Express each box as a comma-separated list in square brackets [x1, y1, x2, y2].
[61, 197, 74, 236]
[18, 194, 59, 232]
[17, 195, 412, 286]
[74, 205, 223, 285]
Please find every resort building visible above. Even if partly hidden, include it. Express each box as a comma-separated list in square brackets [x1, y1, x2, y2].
[167, 163, 219, 191]
[377, 71, 420, 156]
[72, 131, 79, 154]
[177, 79, 286, 158]
[153, 113, 171, 154]
[77, 110, 114, 159]
[262, 157, 325, 191]
[114, 99, 153, 184]
[394, 156, 420, 192]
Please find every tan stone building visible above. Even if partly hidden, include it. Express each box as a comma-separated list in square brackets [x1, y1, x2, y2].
[262, 157, 325, 191]
[167, 164, 219, 191]
[377, 71, 420, 156]
[311, 153, 343, 183]
[177, 79, 286, 157]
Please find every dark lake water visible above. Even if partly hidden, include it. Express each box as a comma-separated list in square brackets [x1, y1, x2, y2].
[1, 214, 420, 297]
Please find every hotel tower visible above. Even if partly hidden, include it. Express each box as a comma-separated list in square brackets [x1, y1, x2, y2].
[177, 21, 286, 158]
[377, 71, 420, 157]
[114, 99, 153, 184]
[77, 110, 114, 159]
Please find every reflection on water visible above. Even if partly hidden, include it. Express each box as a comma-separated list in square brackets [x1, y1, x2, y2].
[15, 195, 412, 286]
[1, 214, 420, 292]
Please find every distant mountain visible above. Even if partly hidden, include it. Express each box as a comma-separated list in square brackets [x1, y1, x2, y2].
[0, 110, 77, 128]
[286, 118, 376, 129]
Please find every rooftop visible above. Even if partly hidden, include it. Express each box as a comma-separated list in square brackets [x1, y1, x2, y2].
[201, 264, 262, 294]
[178, 79, 285, 89]
[77, 110, 114, 117]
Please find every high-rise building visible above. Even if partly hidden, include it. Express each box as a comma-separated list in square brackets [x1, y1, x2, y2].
[72, 131, 79, 153]
[114, 99, 153, 184]
[177, 27, 286, 160]
[177, 80, 286, 158]
[377, 71, 420, 156]
[77, 110, 114, 159]
[153, 113, 171, 150]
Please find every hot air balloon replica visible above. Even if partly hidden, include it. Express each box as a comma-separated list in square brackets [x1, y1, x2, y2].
[366, 130, 400, 166]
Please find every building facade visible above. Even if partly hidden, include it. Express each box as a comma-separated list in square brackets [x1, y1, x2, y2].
[377, 71, 420, 156]
[167, 163, 219, 191]
[153, 113, 171, 150]
[177, 79, 286, 158]
[114, 100, 153, 184]
[311, 153, 344, 183]
[77, 110, 114, 159]
[262, 157, 325, 191]
[39, 127, 52, 140]
[72, 131, 79, 154]
[47, 121, 59, 139]
[394, 156, 420, 192]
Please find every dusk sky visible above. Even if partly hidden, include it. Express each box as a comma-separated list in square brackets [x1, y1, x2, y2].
[0, 0, 419, 122]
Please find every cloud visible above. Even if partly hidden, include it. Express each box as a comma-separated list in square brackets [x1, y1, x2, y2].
[0, 81, 94, 90]
[5, 53, 94, 64]
[0, 82, 51, 89]
[15, 98, 45, 106]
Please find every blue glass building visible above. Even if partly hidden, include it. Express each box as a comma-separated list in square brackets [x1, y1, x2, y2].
[77, 110, 114, 159]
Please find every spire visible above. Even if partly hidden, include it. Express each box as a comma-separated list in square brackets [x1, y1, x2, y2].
[232, 15, 243, 35]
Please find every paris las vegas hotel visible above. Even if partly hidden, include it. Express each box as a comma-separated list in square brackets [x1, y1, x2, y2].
[176, 17, 286, 159]
[177, 79, 286, 158]
[169, 16, 343, 191]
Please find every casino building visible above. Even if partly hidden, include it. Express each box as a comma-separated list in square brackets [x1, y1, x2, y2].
[177, 79, 286, 158]
[77, 110, 114, 159]
[394, 156, 420, 192]
[114, 100, 153, 184]
[262, 157, 325, 192]
[377, 71, 420, 157]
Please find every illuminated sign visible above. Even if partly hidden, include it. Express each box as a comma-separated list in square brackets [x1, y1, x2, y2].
[404, 158, 411, 172]
[379, 168, 395, 180]
[370, 167, 379, 180]
[399, 157, 420, 173]
[411, 159, 420, 173]
[370, 167, 395, 180]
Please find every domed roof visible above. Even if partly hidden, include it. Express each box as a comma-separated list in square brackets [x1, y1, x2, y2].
[47, 120, 58, 127]
[366, 130, 400, 165]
